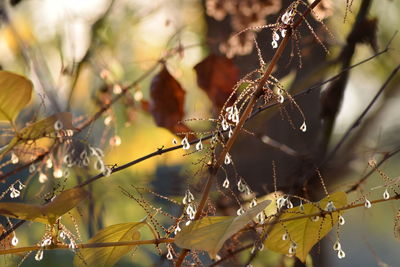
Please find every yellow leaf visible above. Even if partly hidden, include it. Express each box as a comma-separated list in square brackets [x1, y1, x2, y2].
[74, 222, 146, 267]
[265, 192, 347, 262]
[174, 200, 271, 259]
[0, 187, 88, 224]
[0, 71, 32, 122]
[0, 112, 74, 159]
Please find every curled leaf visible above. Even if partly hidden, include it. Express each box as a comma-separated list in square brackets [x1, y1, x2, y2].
[174, 200, 271, 259]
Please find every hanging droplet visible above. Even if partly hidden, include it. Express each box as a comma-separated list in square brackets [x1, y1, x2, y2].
[35, 249, 44, 261]
[280, 29, 287, 38]
[288, 242, 297, 254]
[278, 94, 284, 103]
[333, 240, 341, 251]
[222, 178, 230, 188]
[172, 138, 178, 145]
[236, 207, 245, 216]
[29, 164, 36, 173]
[271, 40, 278, 49]
[383, 188, 390, 200]
[195, 140, 203, 151]
[174, 223, 181, 235]
[256, 212, 265, 224]
[104, 115, 112, 126]
[41, 238, 52, 247]
[181, 136, 190, 150]
[311, 216, 320, 222]
[338, 249, 346, 259]
[272, 31, 280, 41]
[325, 201, 336, 212]
[185, 220, 191, 226]
[166, 247, 173, 260]
[300, 122, 307, 132]
[113, 84, 122, 94]
[282, 233, 288, 241]
[46, 158, 53, 169]
[286, 199, 293, 209]
[54, 120, 63, 131]
[11, 152, 19, 164]
[10, 187, 20, 198]
[339, 215, 345, 226]
[224, 153, 232, 165]
[11, 235, 18, 246]
[103, 166, 112, 177]
[277, 197, 286, 210]
[228, 127, 233, 138]
[53, 168, 63, 178]
[250, 199, 257, 208]
[134, 90, 143, 101]
[364, 199, 372, 208]
[109, 135, 122, 146]
[237, 179, 245, 192]
[59, 231, 66, 239]
[221, 119, 229, 131]
[299, 201, 304, 212]
[258, 243, 264, 251]
[38, 173, 48, 183]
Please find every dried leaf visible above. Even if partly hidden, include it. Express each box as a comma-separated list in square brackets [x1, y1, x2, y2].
[174, 200, 271, 259]
[194, 54, 239, 109]
[0, 70, 33, 122]
[0, 187, 89, 225]
[74, 222, 146, 267]
[149, 66, 191, 135]
[265, 192, 347, 262]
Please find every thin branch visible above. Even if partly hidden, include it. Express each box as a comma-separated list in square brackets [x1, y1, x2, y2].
[324, 63, 400, 164]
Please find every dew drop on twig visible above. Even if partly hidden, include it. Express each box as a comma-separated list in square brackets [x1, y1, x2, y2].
[383, 188, 390, 200]
[300, 122, 307, 132]
[364, 199, 372, 208]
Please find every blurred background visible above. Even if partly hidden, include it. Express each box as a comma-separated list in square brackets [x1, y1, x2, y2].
[0, 0, 399, 266]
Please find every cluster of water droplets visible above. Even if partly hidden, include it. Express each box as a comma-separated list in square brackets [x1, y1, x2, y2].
[9, 180, 25, 199]
[277, 195, 293, 210]
[237, 179, 252, 196]
[271, 9, 294, 49]
[332, 239, 346, 259]
[182, 190, 197, 221]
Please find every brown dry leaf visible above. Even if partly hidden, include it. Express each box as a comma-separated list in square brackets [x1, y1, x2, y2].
[149, 66, 192, 137]
[194, 54, 239, 110]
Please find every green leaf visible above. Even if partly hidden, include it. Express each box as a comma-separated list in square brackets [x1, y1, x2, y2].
[0, 70, 33, 122]
[265, 192, 347, 262]
[74, 222, 146, 267]
[0, 187, 89, 224]
[174, 200, 271, 259]
[0, 112, 74, 159]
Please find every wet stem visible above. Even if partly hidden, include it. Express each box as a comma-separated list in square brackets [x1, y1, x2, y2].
[174, 0, 323, 265]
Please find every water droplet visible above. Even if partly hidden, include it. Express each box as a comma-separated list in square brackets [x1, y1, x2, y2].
[299, 201, 304, 212]
[109, 135, 121, 146]
[271, 40, 278, 49]
[113, 84, 122, 94]
[237, 179, 245, 192]
[250, 199, 257, 208]
[166, 247, 173, 260]
[311, 216, 320, 222]
[10, 187, 20, 198]
[286, 199, 293, 209]
[222, 178, 230, 188]
[11, 153, 19, 164]
[236, 207, 245, 216]
[364, 199, 372, 208]
[383, 188, 390, 200]
[11, 236, 18, 246]
[273, 31, 280, 41]
[221, 119, 229, 131]
[181, 137, 190, 150]
[29, 164, 36, 173]
[256, 212, 265, 224]
[338, 249, 346, 259]
[185, 220, 191, 226]
[195, 140, 203, 151]
[224, 153, 232, 165]
[278, 94, 284, 103]
[325, 201, 336, 212]
[339, 215, 345, 225]
[53, 168, 63, 178]
[174, 223, 181, 235]
[282, 233, 288, 240]
[35, 249, 44, 261]
[134, 90, 143, 101]
[103, 166, 112, 177]
[280, 29, 287, 38]
[288, 242, 297, 254]
[54, 120, 63, 131]
[300, 122, 307, 132]
[59, 231, 66, 239]
[104, 115, 112, 126]
[228, 127, 233, 138]
[46, 158, 53, 168]
[333, 240, 341, 251]
[172, 138, 178, 145]
[38, 173, 48, 183]
[69, 241, 76, 251]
